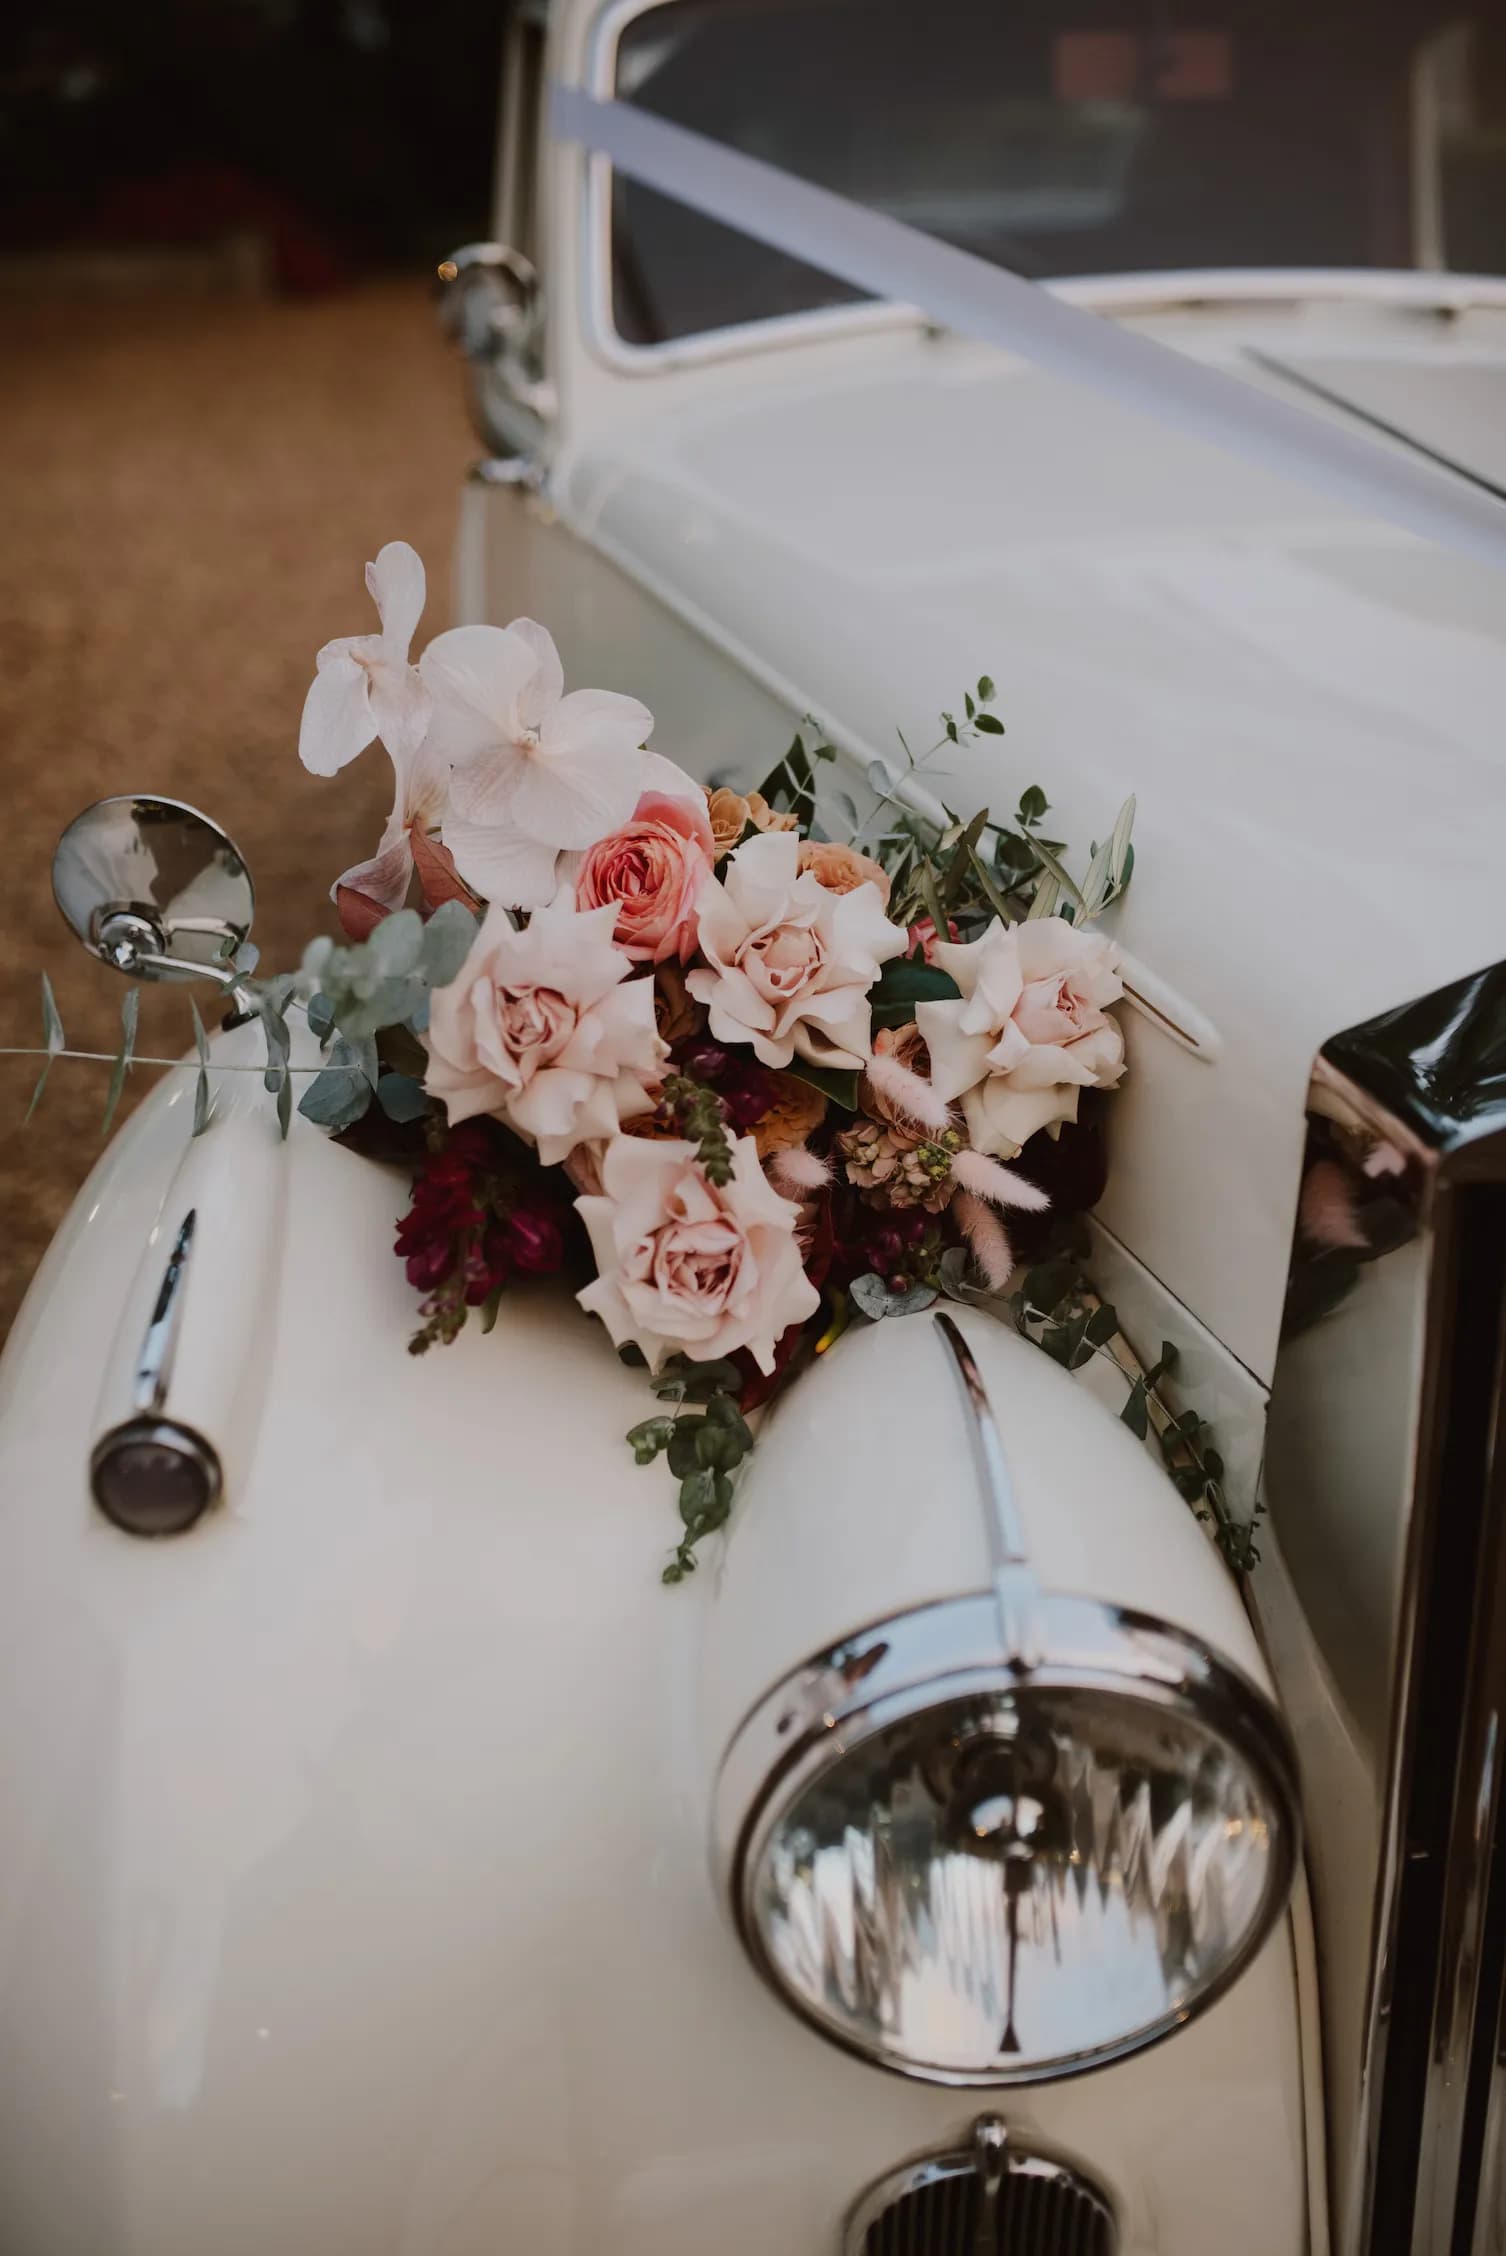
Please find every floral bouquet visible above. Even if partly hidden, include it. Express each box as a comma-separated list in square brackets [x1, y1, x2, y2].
[27, 540, 1250, 1576]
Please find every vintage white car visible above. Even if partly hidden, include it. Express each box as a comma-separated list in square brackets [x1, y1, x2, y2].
[3, 2, 1505, 2252]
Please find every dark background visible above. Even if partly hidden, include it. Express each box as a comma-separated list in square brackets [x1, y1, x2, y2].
[0, 2, 499, 1338]
[1, 0, 503, 282]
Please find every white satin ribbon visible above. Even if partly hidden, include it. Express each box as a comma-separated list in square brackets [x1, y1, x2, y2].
[551, 83, 1506, 576]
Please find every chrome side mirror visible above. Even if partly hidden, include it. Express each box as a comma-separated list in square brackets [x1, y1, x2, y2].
[437, 241, 542, 370]
[53, 795, 255, 992]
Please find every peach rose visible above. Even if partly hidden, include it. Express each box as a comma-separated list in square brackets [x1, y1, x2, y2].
[576, 1132, 819, 1372]
[907, 915, 959, 963]
[916, 916, 1124, 1158]
[687, 829, 907, 1070]
[574, 789, 716, 964]
[798, 838, 892, 904]
[746, 790, 799, 835]
[706, 786, 751, 860]
[424, 896, 667, 1164]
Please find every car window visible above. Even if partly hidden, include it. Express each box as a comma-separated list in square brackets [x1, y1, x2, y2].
[609, 0, 1506, 346]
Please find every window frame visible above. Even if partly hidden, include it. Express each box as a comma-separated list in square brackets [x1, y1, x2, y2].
[580, 0, 922, 374]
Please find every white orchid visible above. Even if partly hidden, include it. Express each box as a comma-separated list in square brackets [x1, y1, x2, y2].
[420, 619, 691, 910]
[298, 541, 447, 918]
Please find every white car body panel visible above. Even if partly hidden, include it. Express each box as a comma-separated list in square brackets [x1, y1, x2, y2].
[0, 1023, 1308, 2255]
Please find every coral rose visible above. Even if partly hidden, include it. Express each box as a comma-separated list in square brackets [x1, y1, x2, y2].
[424, 896, 666, 1164]
[916, 916, 1125, 1158]
[687, 830, 907, 1071]
[576, 1133, 819, 1372]
[798, 838, 892, 904]
[574, 789, 715, 963]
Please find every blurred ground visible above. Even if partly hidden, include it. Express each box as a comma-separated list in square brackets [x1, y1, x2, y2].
[0, 279, 474, 1339]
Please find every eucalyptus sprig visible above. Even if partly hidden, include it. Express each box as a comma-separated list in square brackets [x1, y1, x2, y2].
[659, 1072, 734, 1185]
[626, 1355, 755, 1582]
[985, 1244, 1260, 1574]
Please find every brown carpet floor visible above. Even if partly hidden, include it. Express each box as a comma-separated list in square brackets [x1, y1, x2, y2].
[0, 279, 474, 1340]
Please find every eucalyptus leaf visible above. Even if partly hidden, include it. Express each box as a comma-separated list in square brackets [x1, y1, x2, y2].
[190, 995, 213, 1138]
[376, 1071, 432, 1123]
[866, 758, 896, 796]
[101, 987, 139, 1136]
[421, 899, 481, 987]
[367, 908, 425, 979]
[298, 1039, 375, 1131]
[306, 991, 335, 1042]
[667, 1424, 702, 1479]
[626, 1415, 676, 1465]
[1121, 1382, 1150, 1439]
[973, 713, 1004, 735]
[25, 972, 66, 1121]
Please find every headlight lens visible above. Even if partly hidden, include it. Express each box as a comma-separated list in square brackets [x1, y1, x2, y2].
[717, 1594, 1299, 2083]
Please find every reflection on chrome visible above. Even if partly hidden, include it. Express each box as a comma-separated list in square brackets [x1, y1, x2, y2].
[751, 1683, 1279, 2081]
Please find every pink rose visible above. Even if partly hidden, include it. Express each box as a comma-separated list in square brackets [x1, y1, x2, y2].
[907, 915, 959, 964]
[916, 916, 1125, 1158]
[576, 1132, 819, 1372]
[575, 789, 716, 965]
[424, 896, 667, 1164]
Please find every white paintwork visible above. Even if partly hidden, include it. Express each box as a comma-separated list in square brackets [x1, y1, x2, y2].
[541, 302, 1506, 1384]
[704, 1302, 1273, 1776]
[0, 1040, 1307, 2254]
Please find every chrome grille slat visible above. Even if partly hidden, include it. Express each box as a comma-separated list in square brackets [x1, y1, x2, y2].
[849, 2121, 1116, 2256]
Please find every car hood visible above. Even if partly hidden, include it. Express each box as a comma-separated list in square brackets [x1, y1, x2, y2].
[561, 304, 1506, 1382]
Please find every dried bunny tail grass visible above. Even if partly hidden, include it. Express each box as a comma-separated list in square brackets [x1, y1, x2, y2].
[954, 1190, 1015, 1292]
[1299, 1158, 1368, 1251]
[950, 1146, 1051, 1212]
[767, 1143, 831, 1195]
[863, 1049, 954, 1135]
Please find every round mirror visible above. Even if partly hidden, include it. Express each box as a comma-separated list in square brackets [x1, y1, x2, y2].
[52, 796, 255, 983]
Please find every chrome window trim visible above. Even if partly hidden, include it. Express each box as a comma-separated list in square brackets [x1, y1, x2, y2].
[711, 1584, 1302, 2087]
[578, 0, 924, 374]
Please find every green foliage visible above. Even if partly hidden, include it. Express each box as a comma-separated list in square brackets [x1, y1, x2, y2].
[25, 973, 66, 1122]
[301, 901, 478, 1047]
[660, 1073, 735, 1185]
[869, 957, 961, 1028]
[850, 1272, 938, 1319]
[786, 1057, 860, 1111]
[101, 987, 139, 1136]
[298, 1034, 379, 1130]
[1007, 1245, 1259, 1574]
[627, 1371, 756, 1583]
[189, 997, 213, 1137]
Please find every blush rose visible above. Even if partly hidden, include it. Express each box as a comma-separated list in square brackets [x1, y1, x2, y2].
[575, 1131, 819, 1372]
[424, 895, 667, 1164]
[915, 916, 1125, 1157]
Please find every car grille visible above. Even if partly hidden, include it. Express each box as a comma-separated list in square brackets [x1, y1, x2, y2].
[847, 2120, 1117, 2256]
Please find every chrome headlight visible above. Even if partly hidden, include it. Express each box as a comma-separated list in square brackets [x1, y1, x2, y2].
[712, 1317, 1300, 2085]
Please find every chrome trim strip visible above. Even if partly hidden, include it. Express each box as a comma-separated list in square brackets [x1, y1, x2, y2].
[131, 1209, 195, 1414]
[934, 1312, 1043, 1669]
[713, 1587, 1301, 2087]
[1257, 958, 1506, 2254]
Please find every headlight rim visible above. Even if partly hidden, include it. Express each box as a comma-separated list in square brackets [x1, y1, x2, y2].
[713, 1587, 1302, 2088]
